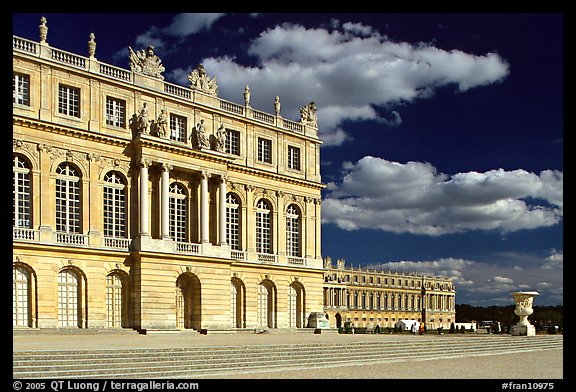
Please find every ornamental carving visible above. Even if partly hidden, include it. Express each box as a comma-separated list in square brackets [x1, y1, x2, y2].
[13, 139, 39, 167]
[128, 45, 165, 80]
[188, 64, 218, 96]
[299, 101, 318, 128]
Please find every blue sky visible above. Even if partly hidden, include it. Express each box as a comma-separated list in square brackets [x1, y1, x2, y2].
[12, 13, 564, 306]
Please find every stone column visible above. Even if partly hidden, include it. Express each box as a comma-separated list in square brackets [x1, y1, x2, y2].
[160, 163, 172, 239]
[218, 176, 227, 245]
[139, 159, 151, 237]
[200, 171, 209, 243]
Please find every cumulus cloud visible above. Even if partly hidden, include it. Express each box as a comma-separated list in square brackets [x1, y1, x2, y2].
[368, 255, 562, 305]
[164, 20, 509, 146]
[322, 156, 563, 235]
[541, 250, 563, 270]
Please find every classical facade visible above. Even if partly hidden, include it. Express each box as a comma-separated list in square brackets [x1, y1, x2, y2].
[323, 258, 456, 330]
[13, 18, 324, 331]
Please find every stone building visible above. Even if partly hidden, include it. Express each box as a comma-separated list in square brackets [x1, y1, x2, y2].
[13, 17, 324, 331]
[323, 257, 456, 330]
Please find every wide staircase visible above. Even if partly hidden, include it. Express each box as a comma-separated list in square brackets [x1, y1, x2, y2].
[13, 334, 563, 379]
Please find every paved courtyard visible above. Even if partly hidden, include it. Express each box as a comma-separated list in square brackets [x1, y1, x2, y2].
[13, 331, 563, 380]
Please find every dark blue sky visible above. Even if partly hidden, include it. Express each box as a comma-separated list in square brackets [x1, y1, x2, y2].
[13, 13, 564, 305]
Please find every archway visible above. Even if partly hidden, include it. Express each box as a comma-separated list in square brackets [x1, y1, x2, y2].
[335, 313, 342, 329]
[176, 273, 201, 330]
[258, 279, 276, 329]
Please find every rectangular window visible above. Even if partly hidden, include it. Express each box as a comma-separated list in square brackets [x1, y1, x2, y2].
[105, 97, 126, 128]
[170, 114, 187, 143]
[58, 84, 80, 118]
[13, 73, 30, 106]
[287, 146, 301, 170]
[226, 129, 240, 156]
[257, 138, 272, 163]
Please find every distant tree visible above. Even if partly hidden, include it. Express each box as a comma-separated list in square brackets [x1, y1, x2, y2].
[449, 322, 455, 334]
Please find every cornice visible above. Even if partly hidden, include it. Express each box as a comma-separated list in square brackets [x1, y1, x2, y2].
[228, 164, 325, 191]
[13, 116, 131, 148]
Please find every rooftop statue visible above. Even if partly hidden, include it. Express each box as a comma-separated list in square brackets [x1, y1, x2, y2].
[299, 101, 318, 128]
[129, 45, 165, 80]
[188, 64, 218, 96]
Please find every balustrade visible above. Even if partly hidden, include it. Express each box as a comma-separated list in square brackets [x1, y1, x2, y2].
[55, 232, 88, 246]
[13, 227, 39, 241]
[103, 237, 131, 250]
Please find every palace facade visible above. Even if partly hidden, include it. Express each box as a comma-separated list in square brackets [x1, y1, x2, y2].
[13, 17, 456, 333]
[323, 258, 456, 330]
[13, 17, 324, 331]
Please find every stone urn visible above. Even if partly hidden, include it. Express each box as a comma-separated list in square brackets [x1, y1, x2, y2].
[511, 291, 539, 336]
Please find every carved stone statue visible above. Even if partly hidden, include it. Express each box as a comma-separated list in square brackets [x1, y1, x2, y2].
[193, 119, 210, 149]
[274, 96, 281, 116]
[299, 101, 318, 128]
[188, 64, 218, 96]
[136, 103, 150, 135]
[215, 124, 226, 152]
[244, 85, 251, 106]
[129, 45, 165, 80]
[155, 110, 168, 138]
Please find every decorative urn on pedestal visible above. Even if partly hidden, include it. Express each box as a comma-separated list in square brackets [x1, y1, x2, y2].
[510, 291, 539, 336]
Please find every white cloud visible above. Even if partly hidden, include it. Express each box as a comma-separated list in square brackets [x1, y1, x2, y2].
[162, 13, 225, 36]
[368, 255, 562, 305]
[167, 21, 509, 146]
[322, 156, 563, 235]
[541, 250, 563, 270]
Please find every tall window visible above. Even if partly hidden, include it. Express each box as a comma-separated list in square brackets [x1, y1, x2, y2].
[226, 193, 240, 250]
[58, 84, 80, 117]
[13, 266, 31, 327]
[13, 73, 30, 106]
[58, 269, 79, 327]
[287, 146, 301, 171]
[286, 204, 301, 257]
[225, 129, 240, 156]
[257, 138, 272, 163]
[256, 199, 272, 254]
[56, 163, 81, 233]
[170, 114, 187, 142]
[105, 97, 126, 128]
[106, 273, 123, 327]
[169, 183, 187, 242]
[103, 171, 126, 238]
[13, 155, 31, 228]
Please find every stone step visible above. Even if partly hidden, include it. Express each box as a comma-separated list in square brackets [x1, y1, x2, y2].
[13, 335, 561, 359]
[13, 335, 562, 379]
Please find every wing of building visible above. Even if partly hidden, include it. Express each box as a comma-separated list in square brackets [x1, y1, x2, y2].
[13, 17, 324, 332]
[323, 258, 456, 330]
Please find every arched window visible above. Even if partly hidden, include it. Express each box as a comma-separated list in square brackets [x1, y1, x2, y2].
[103, 171, 126, 238]
[169, 183, 187, 242]
[58, 269, 80, 327]
[256, 199, 272, 254]
[106, 272, 124, 327]
[13, 155, 31, 228]
[285, 204, 301, 257]
[56, 163, 81, 233]
[226, 193, 240, 250]
[13, 266, 31, 327]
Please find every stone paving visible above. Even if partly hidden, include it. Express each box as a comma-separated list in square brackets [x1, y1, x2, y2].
[13, 330, 564, 380]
